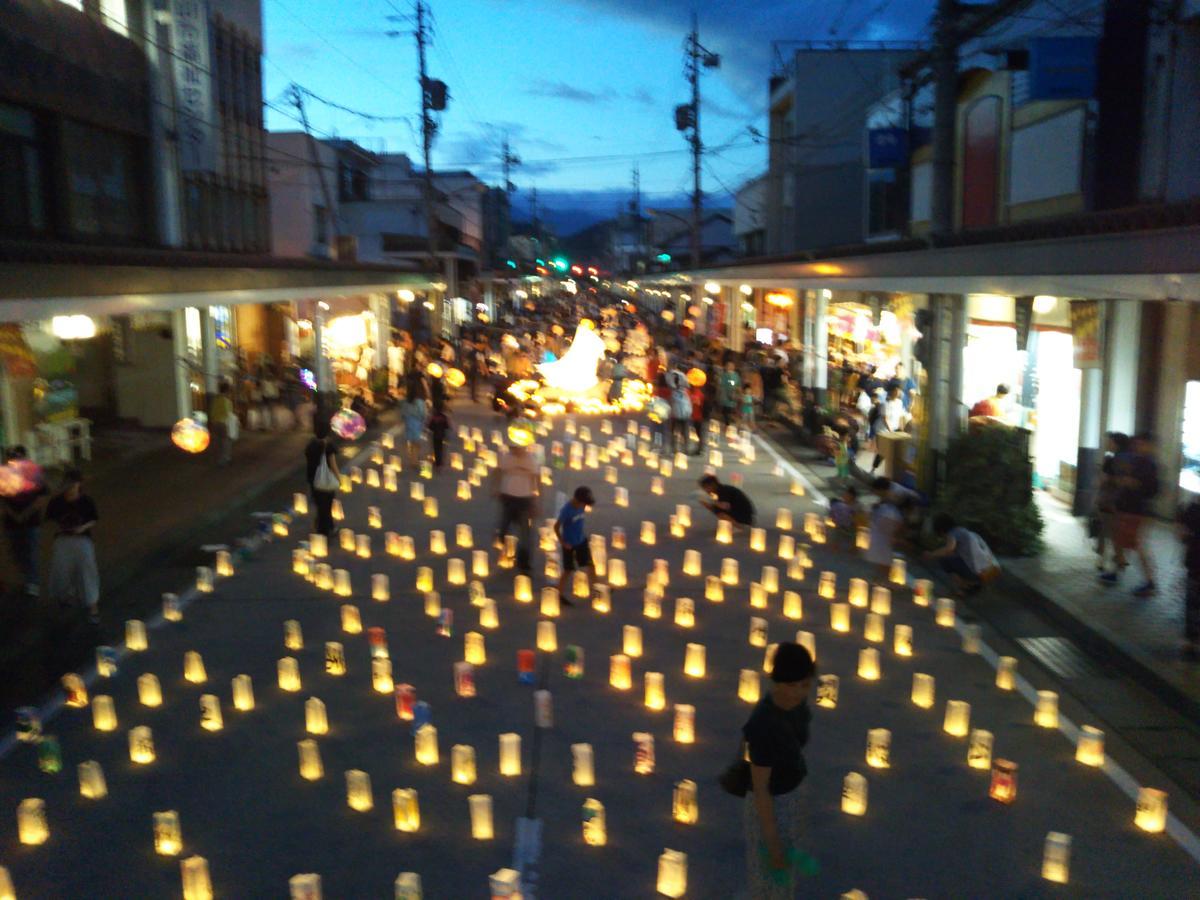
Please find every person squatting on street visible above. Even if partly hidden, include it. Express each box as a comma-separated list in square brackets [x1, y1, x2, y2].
[699, 474, 756, 527]
[46, 468, 100, 624]
[554, 486, 596, 607]
[742, 641, 816, 899]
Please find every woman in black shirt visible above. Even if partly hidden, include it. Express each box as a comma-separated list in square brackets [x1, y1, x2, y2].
[304, 421, 339, 536]
[743, 642, 815, 898]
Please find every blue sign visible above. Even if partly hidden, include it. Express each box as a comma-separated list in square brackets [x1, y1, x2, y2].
[867, 128, 908, 168]
[1028, 37, 1098, 100]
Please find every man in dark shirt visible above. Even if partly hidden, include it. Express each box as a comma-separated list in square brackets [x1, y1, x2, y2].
[1103, 432, 1160, 597]
[699, 474, 755, 526]
[45, 469, 100, 623]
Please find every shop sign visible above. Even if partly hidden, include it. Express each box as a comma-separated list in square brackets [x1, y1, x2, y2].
[1014, 297, 1034, 352]
[172, 0, 217, 173]
[1028, 37, 1098, 101]
[1069, 300, 1102, 369]
[867, 127, 908, 169]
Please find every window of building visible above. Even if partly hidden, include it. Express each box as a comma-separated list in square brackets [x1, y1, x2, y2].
[313, 205, 328, 246]
[0, 104, 47, 236]
[61, 119, 142, 240]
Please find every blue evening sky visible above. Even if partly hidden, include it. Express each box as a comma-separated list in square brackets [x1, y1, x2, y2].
[262, 1, 933, 224]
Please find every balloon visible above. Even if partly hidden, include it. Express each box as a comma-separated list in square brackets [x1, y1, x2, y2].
[330, 408, 366, 441]
[171, 418, 211, 454]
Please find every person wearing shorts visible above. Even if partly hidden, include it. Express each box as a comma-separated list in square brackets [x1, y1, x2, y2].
[555, 486, 596, 606]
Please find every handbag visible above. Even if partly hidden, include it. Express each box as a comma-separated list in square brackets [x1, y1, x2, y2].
[313, 445, 339, 492]
[718, 741, 751, 797]
[226, 414, 240, 441]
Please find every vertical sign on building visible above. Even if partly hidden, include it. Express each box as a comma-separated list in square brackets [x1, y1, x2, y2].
[1069, 300, 1102, 368]
[172, 0, 216, 173]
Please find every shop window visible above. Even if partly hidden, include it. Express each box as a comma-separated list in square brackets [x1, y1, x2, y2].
[1181, 381, 1200, 494]
[62, 119, 142, 240]
[0, 104, 46, 236]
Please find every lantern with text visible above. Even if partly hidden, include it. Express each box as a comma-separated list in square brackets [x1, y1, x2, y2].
[841, 773, 867, 816]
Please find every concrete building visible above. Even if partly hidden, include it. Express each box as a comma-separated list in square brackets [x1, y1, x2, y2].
[733, 174, 767, 257]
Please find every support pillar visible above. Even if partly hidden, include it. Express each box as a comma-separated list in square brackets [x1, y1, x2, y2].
[171, 309, 193, 419]
[922, 293, 966, 494]
[1104, 299, 1141, 437]
[811, 290, 829, 401]
[1153, 300, 1189, 516]
[201, 308, 219, 397]
[726, 288, 743, 353]
[1074, 365, 1104, 515]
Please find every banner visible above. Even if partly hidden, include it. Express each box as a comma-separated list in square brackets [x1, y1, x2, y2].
[172, 0, 217, 173]
[1069, 299, 1102, 369]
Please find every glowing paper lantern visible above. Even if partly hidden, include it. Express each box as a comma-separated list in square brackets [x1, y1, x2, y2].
[136, 673, 162, 708]
[943, 700, 970, 737]
[465, 631, 486, 666]
[738, 669, 760, 703]
[720, 558, 739, 585]
[762, 565, 780, 593]
[283, 620, 303, 651]
[424, 496, 439, 518]
[340, 605, 362, 635]
[278, 657, 301, 693]
[841, 773, 867, 816]
[608, 558, 627, 587]
[582, 798, 607, 846]
[683, 550, 702, 576]
[199, 694, 223, 731]
[615, 487, 629, 508]
[154, 810, 182, 855]
[935, 597, 955, 627]
[968, 729, 994, 770]
[355, 534, 371, 559]
[816, 674, 839, 708]
[749, 527, 766, 552]
[858, 648, 881, 680]
[962, 623, 981, 654]
[866, 728, 891, 768]
[196, 566, 214, 593]
[325, 642, 347, 676]
[623, 624, 644, 657]
[305, 698, 328, 735]
[368, 506, 382, 529]
[162, 593, 183, 622]
[345, 769, 373, 812]
[610, 654, 632, 690]
[673, 780, 698, 825]
[864, 613, 885, 643]
[129, 726, 156, 764]
[913, 578, 932, 606]
[657, 849, 688, 898]
[540, 587, 561, 618]
[123, 619, 148, 652]
[996, 656, 1017, 690]
[612, 526, 626, 550]
[889, 557, 906, 584]
[92, 695, 117, 732]
[414, 723, 439, 766]
[230, 674, 254, 712]
[292, 550, 309, 576]
[1135, 787, 1168, 833]
[675, 597, 695, 628]
[912, 673, 935, 709]
[684, 643, 706, 678]
[673, 704, 695, 743]
[372, 658, 394, 694]
[333, 569, 351, 597]
[391, 788, 420, 833]
[1042, 832, 1071, 884]
[778, 535, 795, 560]
[748, 616, 768, 648]
[78, 760, 107, 799]
[593, 584, 611, 613]
[715, 519, 733, 544]
[17, 798, 48, 845]
[454, 661, 476, 697]
[705, 576, 724, 602]
[515, 574, 533, 603]
[1075, 725, 1105, 766]
[831, 603, 851, 633]
[795, 631, 817, 663]
[451, 744, 477, 785]
[990, 759, 1017, 803]
[893, 624, 913, 656]
[181, 856, 212, 900]
[819, 571, 837, 600]
[537, 620, 557, 652]
[172, 417, 210, 453]
[469, 794, 494, 840]
[640, 520, 656, 545]
[1035, 691, 1059, 728]
[776, 508, 793, 531]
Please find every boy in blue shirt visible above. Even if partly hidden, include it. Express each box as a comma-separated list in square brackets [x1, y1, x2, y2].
[555, 486, 596, 606]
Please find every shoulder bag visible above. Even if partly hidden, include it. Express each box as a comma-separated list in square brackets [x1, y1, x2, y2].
[313, 444, 339, 493]
[718, 740, 751, 797]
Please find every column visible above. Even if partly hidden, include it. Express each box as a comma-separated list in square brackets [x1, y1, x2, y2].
[371, 293, 389, 371]
[171, 309, 193, 419]
[947, 292, 967, 436]
[811, 289, 829, 397]
[1153, 300, 1189, 516]
[201, 308, 219, 397]
[1074, 365, 1104, 516]
[1104, 299, 1141, 436]
[726, 287, 743, 353]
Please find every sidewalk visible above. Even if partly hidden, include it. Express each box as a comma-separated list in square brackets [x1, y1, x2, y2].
[758, 420, 1200, 719]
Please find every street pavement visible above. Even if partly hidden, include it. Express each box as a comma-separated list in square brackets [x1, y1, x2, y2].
[1, 405, 1198, 898]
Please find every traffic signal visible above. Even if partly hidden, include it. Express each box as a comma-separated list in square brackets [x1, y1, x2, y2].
[674, 104, 694, 131]
[656, 253, 672, 263]
[551, 257, 568, 272]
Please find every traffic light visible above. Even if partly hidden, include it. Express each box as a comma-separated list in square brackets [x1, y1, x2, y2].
[551, 257, 568, 272]
[424, 79, 448, 111]
[674, 104, 694, 131]
[656, 253, 672, 263]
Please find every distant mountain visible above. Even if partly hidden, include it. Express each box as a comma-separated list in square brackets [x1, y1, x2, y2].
[512, 189, 692, 236]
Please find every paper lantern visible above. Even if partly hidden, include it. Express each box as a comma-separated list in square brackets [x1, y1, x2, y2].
[889, 557, 906, 585]
[339, 527, 356, 553]
[477, 598, 499, 631]
[715, 519, 733, 544]
[705, 576, 724, 603]
[309, 533, 329, 559]
[17, 798, 48, 845]
[935, 597, 955, 627]
[182, 650, 208, 685]
[154, 810, 182, 855]
[615, 487, 629, 508]
[384, 469, 399, 492]
[325, 642, 347, 676]
[337, 605, 361, 637]
[1075, 725, 1105, 767]
[791, 480, 805, 496]
[759, 644, 778, 677]
[612, 526, 626, 550]
[78, 760, 107, 799]
[454, 661, 476, 698]
[748, 617, 768, 648]
[92, 695, 117, 731]
[674, 451, 688, 470]
[289, 874, 321, 899]
[778, 534, 796, 561]
[536, 620, 557, 652]
[865, 728, 891, 768]
[996, 656, 1017, 690]
[673, 779, 698, 825]
[868, 587, 891, 616]
[683, 643, 706, 678]
[943, 700, 970, 737]
[172, 417, 211, 453]
[196, 566, 214, 593]
[775, 508, 793, 533]
[864, 613, 885, 643]
[989, 759, 1017, 803]
[610, 654, 633, 690]
[652, 477, 665, 496]
[793, 631, 817, 664]
[394, 684, 416, 720]
[1135, 787, 1168, 833]
[844, 578, 868, 610]
[592, 584, 611, 613]
[162, 592, 183, 622]
[135, 673, 162, 708]
[968, 729, 994, 770]
[673, 704, 695, 743]
[314, 563, 333, 590]
[276, 657, 301, 693]
[831, 603, 851, 633]
[639, 520, 656, 546]
[199, 694, 223, 732]
[857, 648, 881, 681]
[493, 732, 521, 777]
[962, 623, 981, 654]
[749, 583, 768, 610]
[634, 732, 656, 774]
[668, 514, 683, 537]
[129, 726, 156, 764]
[913, 578, 932, 606]
[772, 593, 800, 625]
[746, 527, 766, 553]
[424, 496, 439, 518]
[841, 773, 868, 816]
[720, 558, 739, 586]
[292, 549, 310, 576]
[1035, 691, 1059, 728]
[673, 597, 694, 628]
[608, 558, 628, 587]
[582, 798, 607, 846]
[472, 549, 490, 578]
[392, 788, 420, 832]
[370, 658, 394, 694]
[469, 794, 494, 840]
[605, 465, 618, 484]
[891, 624, 913, 657]
[816, 674, 839, 708]
[564, 744, 594, 788]
[912, 673, 935, 709]
[180, 856, 212, 900]
[682, 549, 702, 577]
[513, 574, 533, 604]
[569, 569, 589, 598]
[120, 620, 149, 654]
[451, 744, 477, 785]
[540, 587, 561, 618]
[333, 569, 352, 597]
[345, 769, 373, 812]
[400, 535, 417, 560]
[447, 558, 466, 586]
[619, 623, 643, 657]
[415, 724, 439, 765]
[62, 673, 88, 708]
[738, 669, 760, 703]
[465, 631, 487, 666]
[355, 534, 371, 560]
[332, 498, 345, 519]
[231, 675, 254, 712]
[657, 849, 688, 898]
[819, 571, 837, 600]
[305, 698, 328, 735]
[1042, 832, 1071, 884]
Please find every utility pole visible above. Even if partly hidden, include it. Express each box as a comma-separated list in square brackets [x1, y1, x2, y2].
[687, 12, 702, 274]
[930, 0, 960, 238]
[500, 135, 520, 261]
[415, 1, 440, 290]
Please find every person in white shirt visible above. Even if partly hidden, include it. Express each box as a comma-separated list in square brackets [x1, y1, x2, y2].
[871, 386, 910, 473]
[493, 443, 540, 572]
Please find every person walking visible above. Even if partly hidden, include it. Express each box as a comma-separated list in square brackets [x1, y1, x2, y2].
[1103, 432, 1160, 596]
[305, 421, 340, 537]
[427, 404, 450, 469]
[716, 360, 742, 429]
[665, 366, 692, 455]
[688, 378, 707, 455]
[1093, 432, 1129, 575]
[554, 486, 596, 606]
[742, 641, 815, 899]
[210, 381, 235, 466]
[493, 440, 540, 573]
[400, 375, 427, 468]
[3, 446, 45, 597]
[870, 386, 909, 474]
[45, 469, 100, 624]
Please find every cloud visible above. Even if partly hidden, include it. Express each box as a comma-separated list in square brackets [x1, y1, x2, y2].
[628, 87, 657, 108]
[703, 97, 751, 121]
[526, 79, 617, 105]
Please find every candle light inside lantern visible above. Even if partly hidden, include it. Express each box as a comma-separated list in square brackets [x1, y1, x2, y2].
[393, 788, 420, 832]
[943, 700, 970, 737]
[1135, 787, 1168, 833]
[292, 549, 309, 576]
[738, 669, 760, 703]
[232, 675, 254, 712]
[683, 550, 701, 576]
[129, 726, 156, 764]
[816, 674, 839, 708]
[415, 723, 439, 765]
[674, 597, 695, 628]
[451, 744, 477, 785]
[1041, 832, 1071, 884]
[841, 773, 868, 816]
[865, 728, 891, 768]
[138, 673, 162, 708]
[857, 648, 881, 680]
[935, 597, 955, 627]
[1075, 725, 1105, 767]
[996, 656, 1017, 690]
[469, 794, 494, 840]
[620, 623, 643, 657]
[153, 810, 182, 855]
[180, 856, 212, 900]
[847, 578, 867, 607]
[673, 779, 698, 825]
[1034, 691, 1059, 728]
[673, 704, 695, 743]
[912, 673, 936, 709]
[199, 694, 223, 731]
[912, 578, 932, 606]
[92, 695, 117, 731]
[514, 574, 533, 603]
[294, 492, 309, 515]
[669, 514, 683, 537]
[657, 849, 688, 898]
[615, 487, 629, 507]
[968, 729, 994, 770]
[196, 566, 214, 593]
[345, 769, 373, 812]
[610, 654, 632, 690]
[608, 558, 627, 587]
[305, 697, 328, 735]
[592, 584, 611, 613]
[864, 613, 885, 643]
[831, 603, 851, 633]
[819, 571, 837, 600]
[371, 658, 394, 694]
[989, 759, 1017, 803]
[536, 620, 557, 652]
